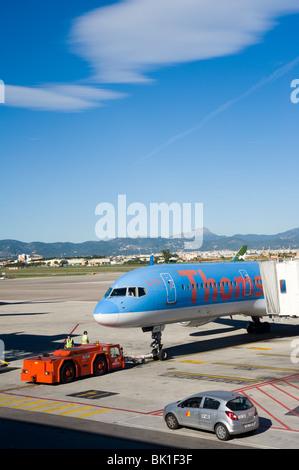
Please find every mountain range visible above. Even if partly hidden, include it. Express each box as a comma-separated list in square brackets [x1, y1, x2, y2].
[1, 227, 299, 259]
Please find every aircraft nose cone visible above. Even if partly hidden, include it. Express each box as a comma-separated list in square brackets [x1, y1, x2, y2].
[93, 299, 119, 327]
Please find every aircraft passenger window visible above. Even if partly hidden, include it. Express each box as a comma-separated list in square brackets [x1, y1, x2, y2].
[182, 285, 185, 290]
[110, 287, 127, 297]
[138, 287, 147, 297]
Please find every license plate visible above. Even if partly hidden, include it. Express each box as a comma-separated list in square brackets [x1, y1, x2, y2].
[243, 422, 254, 429]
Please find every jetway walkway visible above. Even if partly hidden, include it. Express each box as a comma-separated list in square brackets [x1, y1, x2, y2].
[259, 259, 299, 318]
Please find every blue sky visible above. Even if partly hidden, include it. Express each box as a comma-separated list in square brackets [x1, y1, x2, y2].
[1, 0, 299, 243]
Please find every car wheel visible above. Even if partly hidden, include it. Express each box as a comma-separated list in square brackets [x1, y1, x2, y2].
[215, 422, 230, 441]
[165, 413, 179, 430]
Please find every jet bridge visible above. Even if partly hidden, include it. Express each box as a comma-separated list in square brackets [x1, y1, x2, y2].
[259, 259, 299, 318]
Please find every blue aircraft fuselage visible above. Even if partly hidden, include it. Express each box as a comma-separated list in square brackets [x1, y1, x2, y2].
[94, 261, 266, 329]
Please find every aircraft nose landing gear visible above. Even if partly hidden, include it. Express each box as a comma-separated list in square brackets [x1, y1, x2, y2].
[143, 325, 169, 360]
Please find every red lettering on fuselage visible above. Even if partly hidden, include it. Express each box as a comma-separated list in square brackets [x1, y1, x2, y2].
[197, 269, 218, 302]
[219, 277, 234, 301]
[254, 275, 263, 297]
[178, 270, 198, 303]
[145, 279, 163, 286]
[178, 268, 257, 304]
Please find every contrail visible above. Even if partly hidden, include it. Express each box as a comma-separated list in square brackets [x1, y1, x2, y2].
[137, 56, 299, 163]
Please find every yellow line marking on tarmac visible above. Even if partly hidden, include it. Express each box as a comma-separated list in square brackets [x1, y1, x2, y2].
[0, 385, 39, 393]
[0, 396, 23, 402]
[19, 402, 63, 410]
[169, 371, 260, 382]
[76, 408, 109, 418]
[258, 353, 291, 357]
[180, 360, 207, 364]
[214, 362, 298, 372]
[58, 406, 94, 416]
[0, 397, 41, 406]
[247, 347, 272, 350]
[0, 394, 110, 419]
[41, 403, 81, 413]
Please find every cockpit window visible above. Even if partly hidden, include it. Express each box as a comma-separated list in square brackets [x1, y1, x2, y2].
[104, 287, 112, 297]
[128, 287, 137, 297]
[110, 287, 127, 297]
[107, 287, 147, 298]
[138, 287, 147, 297]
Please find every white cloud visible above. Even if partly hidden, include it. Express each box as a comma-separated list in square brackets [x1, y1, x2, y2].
[5, 84, 126, 111]
[5, 0, 299, 111]
[71, 0, 299, 83]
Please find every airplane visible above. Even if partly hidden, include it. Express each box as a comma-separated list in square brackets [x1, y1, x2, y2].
[93, 246, 269, 360]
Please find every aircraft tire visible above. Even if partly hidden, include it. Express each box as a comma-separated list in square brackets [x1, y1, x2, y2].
[247, 321, 271, 334]
[261, 321, 270, 333]
[158, 349, 168, 361]
[152, 348, 159, 360]
[246, 322, 255, 334]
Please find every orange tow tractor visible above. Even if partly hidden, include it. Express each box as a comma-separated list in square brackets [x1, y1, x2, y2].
[21, 342, 125, 384]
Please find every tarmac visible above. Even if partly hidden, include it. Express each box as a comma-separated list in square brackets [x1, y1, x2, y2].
[1, 272, 299, 452]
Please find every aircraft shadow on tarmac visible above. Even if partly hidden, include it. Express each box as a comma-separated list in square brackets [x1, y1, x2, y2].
[0, 301, 61, 306]
[167, 318, 299, 359]
[2, 332, 68, 362]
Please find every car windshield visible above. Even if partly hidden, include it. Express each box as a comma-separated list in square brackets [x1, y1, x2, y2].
[226, 396, 253, 411]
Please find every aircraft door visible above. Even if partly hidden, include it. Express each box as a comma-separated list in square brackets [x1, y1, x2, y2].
[160, 273, 176, 304]
[239, 269, 253, 297]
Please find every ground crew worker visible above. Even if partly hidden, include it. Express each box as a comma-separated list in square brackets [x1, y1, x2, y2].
[65, 335, 74, 348]
[82, 331, 89, 344]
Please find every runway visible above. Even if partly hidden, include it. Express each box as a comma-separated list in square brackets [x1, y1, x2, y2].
[1, 274, 299, 451]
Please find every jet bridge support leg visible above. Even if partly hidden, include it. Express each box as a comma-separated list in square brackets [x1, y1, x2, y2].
[247, 316, 270, 334]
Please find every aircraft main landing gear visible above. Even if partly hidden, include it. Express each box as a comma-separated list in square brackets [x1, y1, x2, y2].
[247, 317, 270, 334]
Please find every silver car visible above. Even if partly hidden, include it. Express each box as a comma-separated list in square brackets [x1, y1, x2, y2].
[163, 390, 259, 441]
